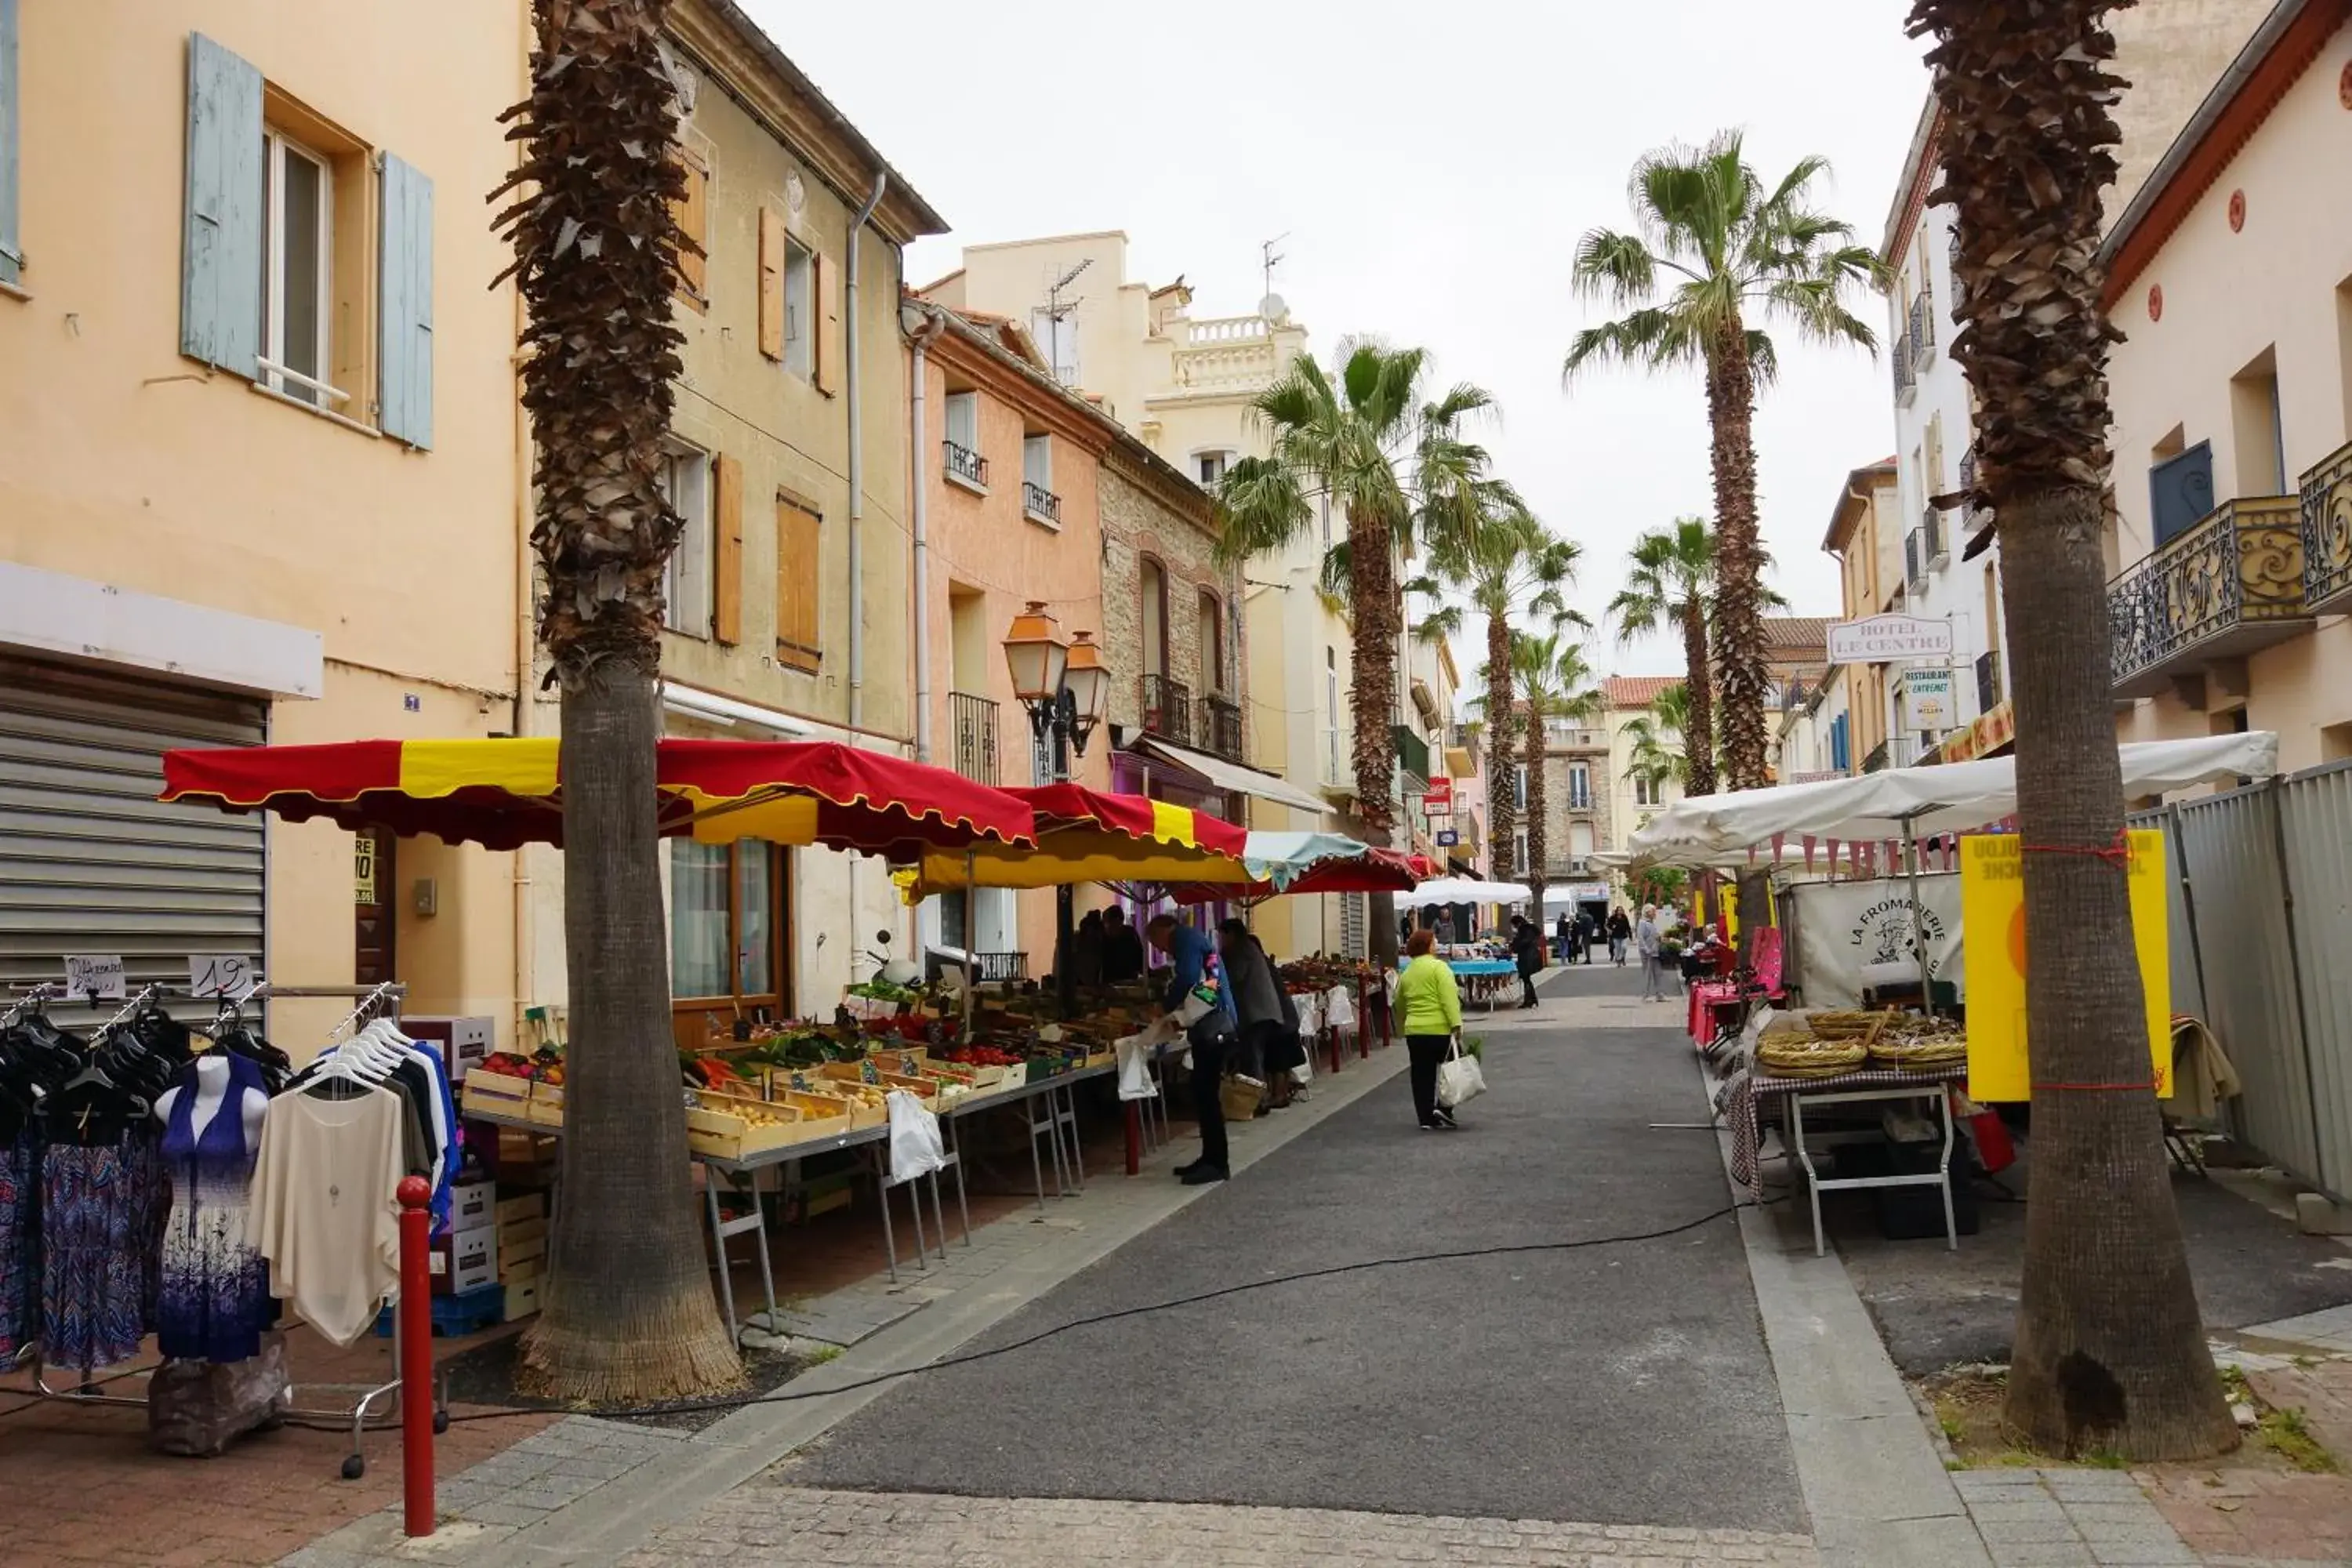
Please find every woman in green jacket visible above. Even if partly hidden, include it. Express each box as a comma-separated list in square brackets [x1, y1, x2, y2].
[1396, 929, 1464, 1129]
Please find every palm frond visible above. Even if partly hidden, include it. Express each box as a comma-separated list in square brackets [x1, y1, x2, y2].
[1214, 455, 1315, 566]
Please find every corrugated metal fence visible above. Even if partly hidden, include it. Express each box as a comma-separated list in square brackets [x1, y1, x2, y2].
[2132, 760, 2352, 1199]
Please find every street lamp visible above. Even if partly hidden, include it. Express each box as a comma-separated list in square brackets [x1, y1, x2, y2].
[1003, 604, 1109, 1012]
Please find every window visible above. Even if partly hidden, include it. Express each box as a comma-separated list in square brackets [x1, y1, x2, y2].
[2149, 440, 2216, 548]
[671, 143, 709, 309]
[670, 839, 787, 1014]
[1141, 558, 1169, 679]
[1568, 762, 1592, 810]
[261, 131, 334, 408]
[1031, 723, 1054, 786]
[1196, 450, 1232, 488]
[1324, 647, 1340, 780]
[659, 443, 713, 636]
[776, 495, 822, 673]
[1634, 774, 1663, 808]
[943, 391, 983, 489]
[1023, 434, 1056, 524]
[1197, 592, 1223, 695]
[1512, 764, 1527, 810]
[783, 234, 814, 379]
[1030, 307, 1080, 384]
[2229, 347, 2286, 496]
[1512, 829, 1529, 876]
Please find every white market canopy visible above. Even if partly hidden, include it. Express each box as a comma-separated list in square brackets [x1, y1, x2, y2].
[1396, 877, 1538, 910]
[1622, 732, 2279, 868]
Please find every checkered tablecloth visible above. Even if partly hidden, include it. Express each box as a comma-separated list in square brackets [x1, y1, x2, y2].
[1718, 1063, 1968, 1195]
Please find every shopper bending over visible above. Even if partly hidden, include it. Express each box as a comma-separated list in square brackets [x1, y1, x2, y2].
[1149, 913, 1238, 1185]
[1218, 919, 1303, 1111]
[1396, 930, 1464, 1129]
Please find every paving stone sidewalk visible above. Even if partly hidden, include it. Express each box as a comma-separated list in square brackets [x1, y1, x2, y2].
[616, 1484, 1824, 1566]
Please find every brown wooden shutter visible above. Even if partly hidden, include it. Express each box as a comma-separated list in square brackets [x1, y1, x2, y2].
[713, 454, 744, 644]
[813, 252, 842, 396]
[757, 207, 785, 361]
[672, 148, 709, 308]
[776, 497, 822, 672]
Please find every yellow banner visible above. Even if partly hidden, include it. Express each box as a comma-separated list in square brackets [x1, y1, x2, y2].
[1961, 829, 2171, 1102]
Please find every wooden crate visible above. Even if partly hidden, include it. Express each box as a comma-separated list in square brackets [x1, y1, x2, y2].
[527, 1082, 566, 1127]
[773, 1088, 858, 1142]
[459, 1072, 532, 1120]
[685, 1091, 803, 1160]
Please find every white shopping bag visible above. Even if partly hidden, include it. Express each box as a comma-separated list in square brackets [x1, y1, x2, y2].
[1436, 1036, 1486, 1110]
[1115, 1034, 1157, 1102]
[1290, 1046, 1313, 1088]
[886, 1088, 946, 1182]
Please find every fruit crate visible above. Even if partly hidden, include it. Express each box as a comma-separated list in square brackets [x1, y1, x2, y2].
[686, 1091, 804, 1160]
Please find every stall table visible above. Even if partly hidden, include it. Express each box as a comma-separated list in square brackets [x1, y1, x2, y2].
[1716, 1061, 1967, 1257]
[1409, 957, 1517, 1012]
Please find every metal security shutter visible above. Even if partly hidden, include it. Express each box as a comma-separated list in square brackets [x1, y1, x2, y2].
[1340, 891, 1367, 960]
[0, 655, 267, 1025]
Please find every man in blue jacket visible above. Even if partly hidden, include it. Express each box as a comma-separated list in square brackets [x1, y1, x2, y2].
[1148, 913, 1238, 1185]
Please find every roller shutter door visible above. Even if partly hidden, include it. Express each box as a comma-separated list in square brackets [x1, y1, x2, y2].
[0, 655, 268, 1025]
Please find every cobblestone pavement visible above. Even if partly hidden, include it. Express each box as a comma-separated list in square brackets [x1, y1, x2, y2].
[1951, 1465, 2352, 1568]
[616, 1484, 1824, 1566]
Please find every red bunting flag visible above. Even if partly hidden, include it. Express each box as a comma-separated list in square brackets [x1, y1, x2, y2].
[1802, 834, 1817, 871]
[1770, 832, 1786, 864]
[1826, 838, 1841, 875]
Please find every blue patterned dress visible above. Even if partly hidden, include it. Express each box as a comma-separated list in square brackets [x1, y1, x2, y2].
[41, 1132, 151, 1371]
[0, 1128, 38, 1359]
[157, 1056, 271, 1363]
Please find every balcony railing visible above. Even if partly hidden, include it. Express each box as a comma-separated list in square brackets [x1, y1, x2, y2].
[1862, 739, 1889, 774]
[1976, 649, 2002, 715]
[2301, 436, 2352, 615]
[1905, 528, 1926, 594]
[1893, 336, 1916, 404]
[1392, 723, 1431, 786]
[2107, 496, 2310, 699]
[949, 691, 999, 786]
[1022, 480, 1062, 525]
[1140, 673, 1190, 742]
[1201, 695, 1245, 762]
[1909, 292, 1933, 366]
[944, 439, 988, 488]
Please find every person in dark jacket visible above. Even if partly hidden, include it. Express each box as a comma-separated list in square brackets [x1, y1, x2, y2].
[1509, 916, 1542, 1010]
[1606, 906, 1632, 965]
[1218, 919, 1303, 1109]
[1149, 914, 1236, 1184]
[1101, 905, 1145, 982]
[1555, 912, 1573, 964]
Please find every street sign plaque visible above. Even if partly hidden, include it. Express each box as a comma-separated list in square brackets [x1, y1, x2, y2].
[1826, 614, 1954, 663]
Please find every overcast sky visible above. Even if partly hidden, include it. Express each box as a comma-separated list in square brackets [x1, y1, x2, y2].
[750, 0, 1936, 679]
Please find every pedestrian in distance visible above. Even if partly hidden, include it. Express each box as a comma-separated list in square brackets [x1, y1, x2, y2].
[1555, 910, 1573, 964]
[1508, 915, 1542, 1010]
[1101, 905, 1145, 982]
[1148, 913, 1238, 1185]
[1218, 918, 1303, 1111]
[1607, 906, 1632, 966]
[1396, 930, 1463, 1129]
[1637, 904, 1668, 1001]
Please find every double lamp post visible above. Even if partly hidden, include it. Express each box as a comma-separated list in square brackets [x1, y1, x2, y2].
[1001, 602, 1109, 1011]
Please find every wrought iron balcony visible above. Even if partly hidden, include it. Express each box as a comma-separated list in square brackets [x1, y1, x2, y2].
[1392, 723, 1431, 788]
[1893, 336, 1916, 405]
[1022, 481, 1062, 526]
[2301, 437, 2352, 615]
[2107, 496, 2310, 699]
[1862, 739, 1890, 775]
[949, 691, 999, 786]
[943, 439, 987, 488]
[1976, 649, 2002, 716]
[1908, 292, 1933, 366]
[1140, 673, 1190, 743]
[1201, 695, 1245, 762]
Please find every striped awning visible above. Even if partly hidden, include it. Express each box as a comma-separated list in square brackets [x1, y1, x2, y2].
[898, 783, 1252, 893]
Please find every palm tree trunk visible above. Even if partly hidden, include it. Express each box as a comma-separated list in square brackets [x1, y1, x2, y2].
[1345, 508, 1402, 967]
[1704, 329, 1767, 793]
[1679, 604, 1718, 799]
[1522, 710, 1548, 919]
[1486, 615, 1515, 877]
[522, 662, 742, 1401]
[1998, 492, 2234, 1459]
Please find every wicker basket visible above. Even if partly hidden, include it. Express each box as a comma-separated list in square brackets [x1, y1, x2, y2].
[1756, 1035, 1869, 1076]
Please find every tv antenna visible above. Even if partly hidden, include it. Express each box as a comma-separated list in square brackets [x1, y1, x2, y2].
[1259, 234, 1290, 321]
[1041, 258, 1091, 383]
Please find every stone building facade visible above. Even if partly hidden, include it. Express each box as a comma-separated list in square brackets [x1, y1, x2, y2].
[1097, 441, 1240, 753]
[1538, 718, 1615, 882]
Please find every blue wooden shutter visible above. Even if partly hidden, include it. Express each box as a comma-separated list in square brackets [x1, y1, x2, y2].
[378, 153, 434, 448]
[0, 0, 20, 286]
[2149, 441, 2215, 548]
[180, 33, 263, 375]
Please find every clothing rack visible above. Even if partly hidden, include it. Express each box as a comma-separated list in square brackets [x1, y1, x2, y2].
[2, 978, 444, 1478]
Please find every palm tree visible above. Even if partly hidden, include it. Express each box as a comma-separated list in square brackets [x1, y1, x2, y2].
[1566, 135, 1881, 793]
[1909, 0, 2234, 1460]
[1621, 708, 1683, 797]
[1220, 343, 1499, 964]
[1607, 517, 1722, 797]
[1413, 504, 1581, 883]
[1512, 630, 1600, 920]
[492, 0, 739, 1402]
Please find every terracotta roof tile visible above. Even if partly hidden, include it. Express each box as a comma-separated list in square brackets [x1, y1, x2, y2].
[1603, 675, 1682, 709]
[1761, 616, 1832, 652]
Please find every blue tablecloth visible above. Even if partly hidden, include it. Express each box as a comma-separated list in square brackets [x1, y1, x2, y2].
[1397, 958, 1517, 978]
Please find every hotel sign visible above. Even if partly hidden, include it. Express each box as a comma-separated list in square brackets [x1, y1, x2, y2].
[1826, 614, 1954, 663]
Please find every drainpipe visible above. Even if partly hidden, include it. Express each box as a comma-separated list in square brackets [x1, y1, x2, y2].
[904, 302, 947, 764]
[845, 172, 887, 734]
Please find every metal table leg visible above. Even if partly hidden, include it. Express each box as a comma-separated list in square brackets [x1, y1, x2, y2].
[1936, 1087, 1958, 1252]
[704, 1176, 738, 1342]
[1791, 1093, 1825, 1258]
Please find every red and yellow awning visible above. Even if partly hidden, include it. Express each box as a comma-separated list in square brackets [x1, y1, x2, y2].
[898, 783, 1251, 893]
[1163, 845, 1420, 906]
[161, 737, 1036, 856]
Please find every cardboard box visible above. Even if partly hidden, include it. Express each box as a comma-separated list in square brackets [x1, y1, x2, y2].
[501, 1253, 542, 1284]
[494, 1192, 545, 1227]
[430, 1223, 497, 1296]
[502, 1279, 542, 1321]
[403, 1015, 495, 1083]
[448, 1180, 496, 1232]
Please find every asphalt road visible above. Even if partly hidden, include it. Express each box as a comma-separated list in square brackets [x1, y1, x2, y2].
[789, 962, 1806, 1532]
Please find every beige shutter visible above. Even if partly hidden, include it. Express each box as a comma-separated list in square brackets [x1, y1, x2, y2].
[757, 207, 785, 361]
[813, 252, 842, 395]
[777, 497, 822, 672]
[672, 148, 709, 308]
[713, 454, 743, 644]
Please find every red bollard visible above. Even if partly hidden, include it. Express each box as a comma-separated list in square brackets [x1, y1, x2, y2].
[1123, 1101, 1142, 1176]
[396, 1176, 436, 1538]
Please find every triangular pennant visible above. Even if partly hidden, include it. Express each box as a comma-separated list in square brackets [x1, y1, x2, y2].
[1825, 838, 1841, 876]
[1770, 832, 1786, 864]
[1802, 834, 1817, 872]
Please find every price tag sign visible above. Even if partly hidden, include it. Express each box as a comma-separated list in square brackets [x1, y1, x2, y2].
[64, 954, 126, 1001]
[188, 954, 254, 998]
